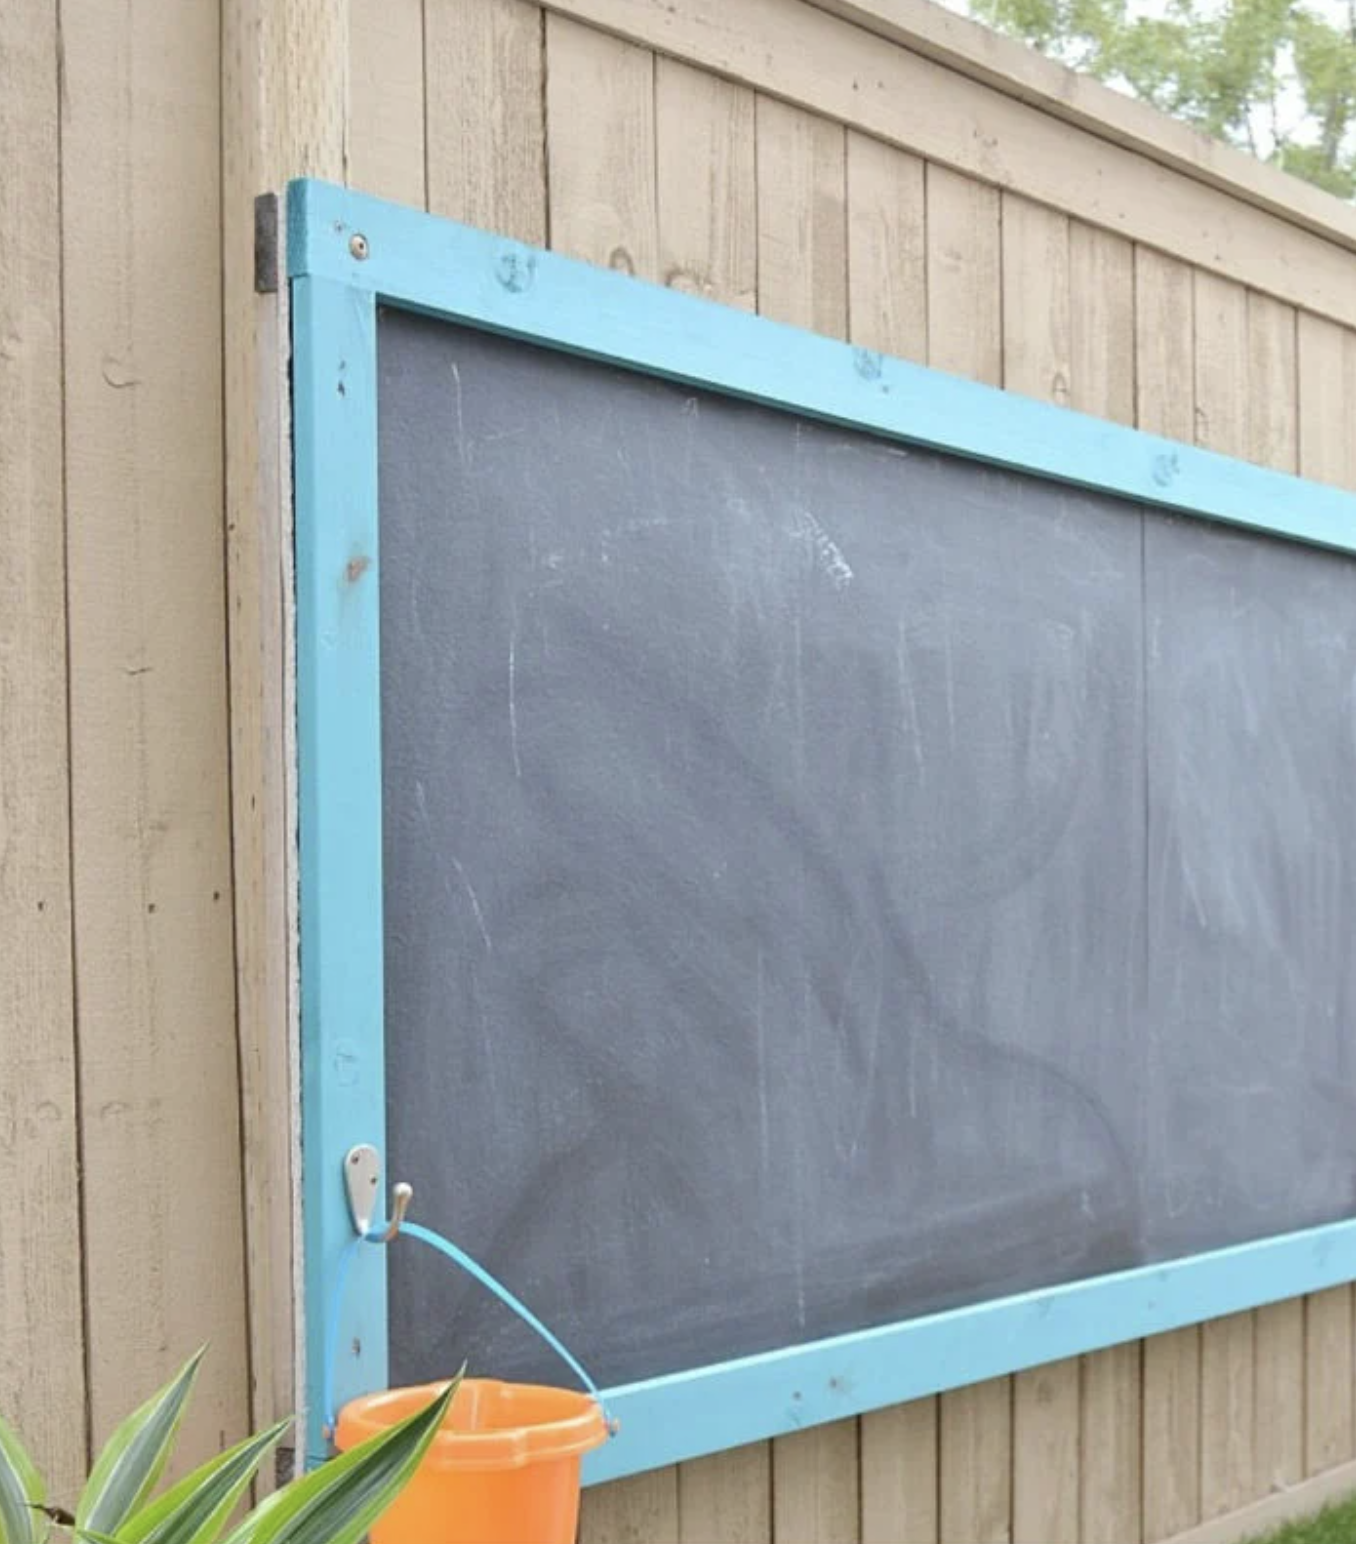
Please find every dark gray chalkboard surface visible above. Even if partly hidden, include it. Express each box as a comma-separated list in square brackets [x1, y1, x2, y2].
[379, 305, 1356, 1391]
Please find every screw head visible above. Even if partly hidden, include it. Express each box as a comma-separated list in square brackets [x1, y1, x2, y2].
[349, 232, 370, 260]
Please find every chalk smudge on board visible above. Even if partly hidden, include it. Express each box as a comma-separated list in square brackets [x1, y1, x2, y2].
[450, 359, 468, 470]
[508, 601, 522, 779]
[793, 507, 854, 590]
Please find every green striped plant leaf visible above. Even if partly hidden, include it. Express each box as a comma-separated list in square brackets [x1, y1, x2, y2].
[77, 1349, 206, 1538]
[221, 1377, 458, 1544]
[114, 1418, 291, 1544]
[0, 1415, 42, 1544]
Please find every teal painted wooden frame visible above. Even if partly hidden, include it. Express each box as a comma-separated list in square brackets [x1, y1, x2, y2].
[290, 176, 1356, 1481]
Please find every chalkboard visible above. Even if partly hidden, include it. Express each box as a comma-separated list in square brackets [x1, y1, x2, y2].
[378, 305, 1356, 1392]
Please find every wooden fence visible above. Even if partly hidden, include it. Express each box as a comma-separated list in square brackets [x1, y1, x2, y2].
[7, 0, 1356, 1538]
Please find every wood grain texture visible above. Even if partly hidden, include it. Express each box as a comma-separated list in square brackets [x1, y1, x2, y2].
[941, 1380, 1012, 1544]
[755, 98, 848, 336]
[1297, 312, 1351, 488]
[1069, 223, 1135, 424]
[1200, 1313, 1256, 1520]
[1193, 271, 1249, 457]
[581, 1468, 680, 1544]
[222, 0, 349, 1463]
[846, 132, 926, 362]
[1245, 293, 1298, 477]
[1304, 1286, 1354, 1477]
[268, 0, 349, 178]
[0, 0, 88, 1500]
[531, 0, 1356, 328]
[772, 1420, 861, 1544]
[1013, 1359, 1080, 1544]
[428, 0, 546, 242]
[546, 14, 656, 275]
[677, 1445, 772, 1544]
[1143, 1328, 1203, 1542]
[1080, 1343, 1142, 1544]
[1254, 1299, 1304, 1497]
[926, 164, 1001, 384]
[813, 0, 1356, 254]
[861, 1399, 938, 1544]
[656, 58, 756, 309]
[349, 0, 426, 205]
[1001, 194, 1071, 405]
[1134, 246, 1195, 437]
[62, 0, 250, 1469]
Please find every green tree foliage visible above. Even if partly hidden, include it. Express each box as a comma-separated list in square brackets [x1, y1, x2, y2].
[969, 0, 1356, 197]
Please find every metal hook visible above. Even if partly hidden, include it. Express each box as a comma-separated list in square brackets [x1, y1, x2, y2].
[383, 1181, 413, 1242]
[344, 1145, 413, 1241]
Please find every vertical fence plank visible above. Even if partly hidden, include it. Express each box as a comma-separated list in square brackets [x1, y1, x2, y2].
[1193, 272, 1257, 1525]
[349, 0, 427, 206]
[1245, 292, 1298, 475]
[581, 1470, 681, 1544]
[1142, 1330, 1202, 1542]
[1255, 1298, 1304, 1498]
[1136, 244, 1202, 1544]
[428, 0, 545, 242]
[860, 1399, 939, 1544]
[1193, 270, 1249, 458]
[1199, 1311, 1256, 1520]
[223, 0, 353, 1464]
[1013, 1359, 1081, 1544]
[772, 1421, 861, 1544]
[678, 1447, 773, 1544]
[656, 58, 756, 309]
[925, 163, 1000, 384]
[1001, 193, 1071, 405]
[1070, 223, 1135, 426]
[755, 98, 848, 335]
[846, 133, 926, 363]
[941, 1380, 1012, 1544]
[1304, 1286, 1354, 1476]
[0, 0, 87, 1500]
[546, 15, 656, 275]
[62, 0, 249, 1469]
[1081, 1343, 1143, 1544]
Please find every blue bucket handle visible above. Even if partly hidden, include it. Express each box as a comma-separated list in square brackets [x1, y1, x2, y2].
[324, 1216, 618, 1441]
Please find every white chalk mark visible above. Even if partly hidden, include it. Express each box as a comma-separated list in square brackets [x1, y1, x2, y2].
[897, 620, 926, 784]
[508, 605, 522, 779]
[449, 853, 493, 954]
[755, 949, 770, 1177]
[942, 608, 957, 742]
[450, 360, 468, 469]
[794, 507, 853, 589]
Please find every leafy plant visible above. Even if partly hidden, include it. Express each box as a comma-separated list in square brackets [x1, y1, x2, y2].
[0, 1351, 457, 1544]
[967, 0, 1356, 199]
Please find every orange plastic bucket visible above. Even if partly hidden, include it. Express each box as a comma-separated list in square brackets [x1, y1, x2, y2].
[336, 1378, 609, 1544]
